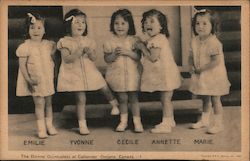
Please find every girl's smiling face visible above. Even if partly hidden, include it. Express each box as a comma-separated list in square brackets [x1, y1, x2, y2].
[114, 15, 129, 37]
[143, 15, 162, 37]
[195, 14, 212, 39]
[71, 15, 86, 37]
[29, 20, 45, 41]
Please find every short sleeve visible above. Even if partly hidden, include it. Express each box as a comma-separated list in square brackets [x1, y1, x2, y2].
[57, 38, 73, 52]
[146, 35, 162, 49]
[16, 42, 30, 57]
[207, 40, 222, 56]
[103, 41, 112, 53]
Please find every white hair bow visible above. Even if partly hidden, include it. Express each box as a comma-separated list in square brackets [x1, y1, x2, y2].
[65, 15, 76, 23]
[194, 8, 207, 14]
[27, 13, 36, 23]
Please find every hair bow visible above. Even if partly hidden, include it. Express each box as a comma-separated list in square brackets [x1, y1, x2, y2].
[27, 13, 36, 23]
[65, 15, 76, 23]
[194, 8, 207, 14]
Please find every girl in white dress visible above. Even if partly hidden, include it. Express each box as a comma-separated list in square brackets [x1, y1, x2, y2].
[103, 9, 144, 132]
[57, 9, 119, 135]
[16, 12, 58, 138]
[140, 9, 182, 133]
[189, 9, 231, 134]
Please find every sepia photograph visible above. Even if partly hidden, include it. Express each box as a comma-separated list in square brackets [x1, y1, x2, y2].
[0, 0, 249, 160]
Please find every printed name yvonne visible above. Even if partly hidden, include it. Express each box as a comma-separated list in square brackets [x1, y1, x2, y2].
[70, 139, 94, 145]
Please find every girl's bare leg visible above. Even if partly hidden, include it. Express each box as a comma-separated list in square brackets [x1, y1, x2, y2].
[33, 96, 48, 138]
[45, 95, 57, 135]
[129, 92, 143, 132]
[100, 85, 119, 115]
[75, 92, 89, 135]
[116, 92, 128, 131]
[190, 95, 211, 129]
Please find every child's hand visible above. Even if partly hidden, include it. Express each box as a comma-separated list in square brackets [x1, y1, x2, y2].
[115, 47, 130, 56]
[83, 47, 91, 55]
[134, 40, 145, 50]
[194, 68, 202, 75]
[27, 79, 38, 93]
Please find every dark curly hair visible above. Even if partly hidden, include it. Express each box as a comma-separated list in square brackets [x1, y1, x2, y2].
[110, 9, 136, 35]
[192, 9, 220, 36]
[25, 12, 47, 39]
[63, 9, 87, 36]
[141, 9, 169, 37]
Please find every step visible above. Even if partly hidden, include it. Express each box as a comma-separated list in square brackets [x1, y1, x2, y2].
[221, 90, 241, 106]
[60, 99, 203, 119]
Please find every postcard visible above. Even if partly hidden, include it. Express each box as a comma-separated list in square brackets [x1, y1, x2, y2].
[0, 0, 249, 160]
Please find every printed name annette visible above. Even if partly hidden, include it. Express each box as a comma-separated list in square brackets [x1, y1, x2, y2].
[23, 138, 213, 146]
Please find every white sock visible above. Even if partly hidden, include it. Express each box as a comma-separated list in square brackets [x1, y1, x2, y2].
[162, 116, 174, 124]
[133, 116, 142, 124]
[120, 113, 128, 124]
[78, 119, 87, 128]
[45, 117, 54, 127]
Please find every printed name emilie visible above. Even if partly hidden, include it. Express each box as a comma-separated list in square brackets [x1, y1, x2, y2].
[24, 140, 45, 145]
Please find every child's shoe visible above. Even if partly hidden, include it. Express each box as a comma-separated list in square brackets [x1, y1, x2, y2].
[155, 117, 176, 128]
[45, 117, 58, 135]
[116, 113, 128, 132]
[133, 116, 144, 133]
[207, 114, 224, 134]
[79, 120, 90, 135]
[190, 111, 210, 129]
[37, 119, 48, 139]
[110, 99, 120, 115]
[116, 122, 128, 132]
[150, 122, 172, 133]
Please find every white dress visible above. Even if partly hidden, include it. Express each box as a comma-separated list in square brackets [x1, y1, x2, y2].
[103, 35, 141, 92]
[57, 36, 107, 92]
[16, 39, 55, 97]
[140, 34, 182, 92]
[188, 35, 231, 95]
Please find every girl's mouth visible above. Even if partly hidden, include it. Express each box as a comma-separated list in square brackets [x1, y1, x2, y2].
[146, 28, 153, 31]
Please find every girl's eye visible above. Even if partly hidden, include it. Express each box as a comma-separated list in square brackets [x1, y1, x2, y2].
[196, 22, 200, 25]
[203, 22, 207, 25]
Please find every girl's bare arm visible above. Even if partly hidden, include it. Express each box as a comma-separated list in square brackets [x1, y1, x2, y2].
[84, 47, 97, 61]
[198, 55, 220, 73]
[19, 57, 34, 84]
[61, 48, 83, 64]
